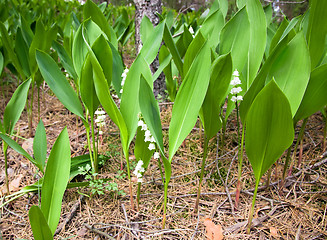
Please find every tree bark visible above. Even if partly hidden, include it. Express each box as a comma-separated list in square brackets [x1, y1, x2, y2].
[134, 0, 166, 99]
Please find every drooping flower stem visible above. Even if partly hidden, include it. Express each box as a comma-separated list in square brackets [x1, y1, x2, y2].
[247, 181, 259, 234]
[194, 135, 209, 213]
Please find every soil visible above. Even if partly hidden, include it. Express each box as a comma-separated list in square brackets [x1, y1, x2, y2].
[0, 79, 326, 239]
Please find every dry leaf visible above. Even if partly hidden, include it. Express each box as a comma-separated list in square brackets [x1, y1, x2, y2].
[1, 174, 24, 194]
[203, 218, 223, 240]
[22, 138, 34, 156]
[270, 226, 278, 238]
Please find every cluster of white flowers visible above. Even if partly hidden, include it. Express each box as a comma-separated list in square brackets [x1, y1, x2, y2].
[230, 70, 243, 102]
[95, 108, 106, 135]
[133, 160, 145, 183]
[137, 119, 158, 151]
[120, 68, 129, 94]
[189, 26, 195, 37]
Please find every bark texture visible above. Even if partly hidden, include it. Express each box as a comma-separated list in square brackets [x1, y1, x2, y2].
[134, 0, 166, 99]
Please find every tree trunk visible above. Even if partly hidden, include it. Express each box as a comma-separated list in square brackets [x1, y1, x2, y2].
[134, 0, 166, 99]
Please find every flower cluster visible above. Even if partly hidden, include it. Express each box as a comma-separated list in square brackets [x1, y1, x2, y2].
[230, 70, 243, 102]
[120, 68, 129, 94]
[138, 119, 157, 151]
[133, 160, 145, 183]
[95, 108, 106, 135]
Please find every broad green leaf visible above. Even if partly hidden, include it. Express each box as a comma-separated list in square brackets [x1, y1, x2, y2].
[153, 50, 171, 82]
[245, 80, 294, 183]
[120, 55, 153, 146]
[294, 64, 327, 123]
[36, 50, 85, 121]
[0, 22, 23, 77]
[139, 76, 171, 184]
[33, 120, 47, 172]
[108, 41, 124, 95]
[265, 33, 310, 117]
[200, 9, 224, 49]
[183, 31, 206, 76]
[3, 78, 31, 135]
[83, 0, 118, 49]
[163, 24, 183, 79]
[140, 21, 165, 65]
[15, 27, 30, 78]
[81, 31, 129, 156]
[219, 6, 250, 72]
[139, 76, 164, 155]
[200, 53, 232, 140]
[169, 42, 211, 162]
[140, 15, 153, 44]
[237, 0, 246, 9]
[29, 206, 53, 240]
[72, 19, 104, 80]
[91, 35, 113, 87]
[41, 128, 71, 235]
[52, 41, 78, 81]
[269, 18, 289, 54]
[159, 45, 177, 101]
[240, 38, 289, 122]
[218, 0, 228, 19]
[29, 20, 57, 75]
[0, 133, 42, 171]
[240, 33, 310, 121]
[80, 56, 99, 116]
[306, 0, 327, 68]
[245, 0, 267, 87]
[264, 4, 273, 26]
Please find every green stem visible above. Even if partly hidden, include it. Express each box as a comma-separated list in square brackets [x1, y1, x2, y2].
[136, 182, 141, 211]
[124, 150, 134, 210]
[283, 118, 307, 180]
[3, 142, 9, 195]
[90, 116, 98, 174]
[247, 181, 259, 234]
[28, 78, 35, 138]
[194, 135, 209, 213]
[158, 157, 164, 183]
[37, 86, 40, 123]
[323, 108, 327, 152]
[162, 181, 168, 229]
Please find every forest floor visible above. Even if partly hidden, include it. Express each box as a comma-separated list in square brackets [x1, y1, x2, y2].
[0, 78, 327, 240]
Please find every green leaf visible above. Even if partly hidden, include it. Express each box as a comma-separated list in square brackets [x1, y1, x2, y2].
[306, 0, 327, 68]
[245, 0, 267, 87]
[219, 6, 250, 72]
[140, 15, 153, 44]
[33, 120, 47, 172]
[0, 21, 23, 77]
[83, 0, 118, 49]
[0, 133, 42, 171]
[120, 55, 152, 146]
[91, 35, 113, 87]
[29, 19, 57, 75]
[36, 50, 85, 121]
[169, 42, 211, 162]
[3, 78, 31, 135]
[29, 206, 53, 240]
[41, 128, 71, 235]
[163, 24, 183, 79]
[245, 80, 294, 183]
[52, 41, 78, 82]
[15, 27, 30, 78]
[139, 21, 165, 65]
[200, 8, 224, 49]
[183, 31, 206, 76]
[294, 64, 327, 123]
[139, 76, 171, 184]
[108, 41, 124, 95]
[80, 56, 100, 116]
[81, 31, 129, 156]
[200, 53, 232, 140]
